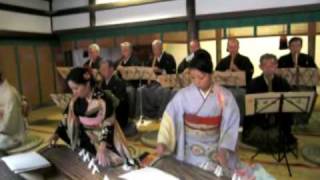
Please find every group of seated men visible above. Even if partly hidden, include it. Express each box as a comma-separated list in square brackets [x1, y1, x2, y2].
[82, 36, 316, 152]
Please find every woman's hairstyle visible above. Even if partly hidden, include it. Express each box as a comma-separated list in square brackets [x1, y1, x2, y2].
[66, 67, 95, 87]
[189, 49, 213, 74]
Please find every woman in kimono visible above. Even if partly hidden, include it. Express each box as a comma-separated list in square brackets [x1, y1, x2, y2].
[156, 49, 240, 171]
[49, 67, 129, 167]
[0, 72, 26, 151]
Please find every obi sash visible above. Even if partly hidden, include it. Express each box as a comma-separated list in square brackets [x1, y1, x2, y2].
[184, 114, 221, 126]
[79, 114, 103, 128]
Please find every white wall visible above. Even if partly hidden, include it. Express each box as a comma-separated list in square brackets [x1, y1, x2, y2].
[196, 0, 320, 15]
[0, 10, 51, 33]
[52, 0, 88, 11]
[52, 13, 90, 31]
[95, 0, 186, 26]
[0, 0, 49, 11]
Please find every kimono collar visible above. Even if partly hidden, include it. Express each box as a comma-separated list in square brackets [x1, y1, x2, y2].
[199, 85, 214, 99]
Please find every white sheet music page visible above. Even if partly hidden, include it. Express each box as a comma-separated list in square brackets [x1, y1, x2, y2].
[2, 151, 51, 174]
[119, 167, 179, 180]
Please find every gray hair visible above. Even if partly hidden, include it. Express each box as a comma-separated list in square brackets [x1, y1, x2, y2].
[152, 39, 162, 47]
[88, 43, 100, 53]
[120, 41, 132, 49]
[260, 53, 277, 64]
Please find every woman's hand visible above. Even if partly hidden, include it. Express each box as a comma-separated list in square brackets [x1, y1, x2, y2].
[96, 142, 110, 167]
[213, 149, 228, 168]
[155, 143, 167, 156]
[48, 133, 59, 148]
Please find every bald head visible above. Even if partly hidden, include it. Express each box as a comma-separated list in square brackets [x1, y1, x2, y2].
[189, 40, 200, 53]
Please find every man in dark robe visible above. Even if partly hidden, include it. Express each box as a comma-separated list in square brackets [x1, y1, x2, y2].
[99, 60, 137, 136]
[278, 37, 317, 68]
[278, 37, 317, 126]
[116, 42, 141, 118]
[136, 40, 177, 119]
[83, 43, 102, 69]
[177, 40, 201, 74]
[215, 38, 253, 124]
[243, 53, 296, 152]
[216, 38, 254, 86]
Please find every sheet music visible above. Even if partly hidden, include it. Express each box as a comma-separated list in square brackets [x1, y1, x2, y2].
[118, 66, 156, 80]
[2, 151, 51, 174]
[276, 68, 319, 86]
[119, 167, 179, 180]
[213, 71, 246, 86]
[245, 93, 281, 115]
[50, 93, 72, 110]
[282, 92, 315, 113]
[56, 67, 71, 79]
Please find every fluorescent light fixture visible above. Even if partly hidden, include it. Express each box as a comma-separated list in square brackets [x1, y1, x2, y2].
[96, 0, 127, 4]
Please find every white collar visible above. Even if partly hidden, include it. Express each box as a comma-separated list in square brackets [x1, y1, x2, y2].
[157, 52, 164, 62]
[263, 75, 274, 86]
[186, 53, 194, 62]
[199, 86, 213, 99]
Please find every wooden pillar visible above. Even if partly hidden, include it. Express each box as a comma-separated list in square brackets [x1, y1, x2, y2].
[308, 22, 316, 58]
[89, 0, 96, 28]
[49, 0, 53, 32]
[216, 29, 222, 64]
[186, 0, 198, 52]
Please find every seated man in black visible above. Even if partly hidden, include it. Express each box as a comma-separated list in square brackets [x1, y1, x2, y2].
[278, 37, 317, 126]
[136, 40, 177, 119]
[278, 37, 317, 69]
[216, 38, 254, 87]
[177, 40, 201, 74]
[243, 53, 297, 152]
[116, 42, 141, 118]
[83, 43, 102, 69]
[99, 60, 136, 136]
[215, 38, 253, 124]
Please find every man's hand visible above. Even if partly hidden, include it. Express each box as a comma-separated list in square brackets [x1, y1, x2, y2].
[230, 63, 240, 71]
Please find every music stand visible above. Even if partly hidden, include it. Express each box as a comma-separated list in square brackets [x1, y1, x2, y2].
[56, 67, 71, 80]
[245, 91, 315, 176]
[276, 68, 319, 87]
[157, 74, 178, 88]
[276, 68, 319, 127]
[213, 71, 246, 87]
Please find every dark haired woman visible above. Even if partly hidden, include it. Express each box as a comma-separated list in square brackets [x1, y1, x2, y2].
[49, 67, 126, 167]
